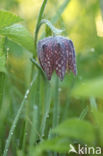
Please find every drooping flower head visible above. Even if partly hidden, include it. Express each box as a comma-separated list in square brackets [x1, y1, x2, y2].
[37, 36, 77, 80]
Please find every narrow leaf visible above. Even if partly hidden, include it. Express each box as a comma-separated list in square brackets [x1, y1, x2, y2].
[100, 0, 103, 19]
[51, 0, 71, 23]
[0, 37, 6, 107]
[93, 111, 103, 146]
[0, 37, 6, 73]
[79, 106, 88, 120]
[0, 73, 5, 107]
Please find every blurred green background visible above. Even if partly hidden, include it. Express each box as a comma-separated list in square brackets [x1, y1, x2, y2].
[0, 0, 103, 155]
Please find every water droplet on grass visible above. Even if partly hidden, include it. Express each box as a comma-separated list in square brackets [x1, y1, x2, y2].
[90, 48, 95, 52]
[7, 48, 10, 51]
[26, 89, 30, 95]
[47, 114, 49, 118]
[58, 88, 62, 92]
[24, 95, 27, 99]
[34, 105, 38, 110]
[25, 132, 28, 136]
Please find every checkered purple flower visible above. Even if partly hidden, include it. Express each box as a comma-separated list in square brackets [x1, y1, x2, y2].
[37, 36, 77, 80]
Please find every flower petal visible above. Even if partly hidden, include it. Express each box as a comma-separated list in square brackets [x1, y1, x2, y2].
[64, 39, 77, 75]
[38, 39, 54, 80]
[69, 40, 77, 75]
[37, 36, 77, 80]
[53, 41, 67, 80]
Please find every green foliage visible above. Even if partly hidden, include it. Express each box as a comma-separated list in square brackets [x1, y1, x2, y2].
[0, 0, 103, 156]
[32, 137, 71, 156]
[0, 10, 34, 53]
[100, 0, 103, 19]
[0, 37, 6, 108]
[52, 118, 95, 144]
[0, 73, 5, 107]
[71, 77, 103, 98]
[0, 37, 6, 73]
[3, 74, 38, 156]
[0, 10, 22, 29]
[0, 24, 34, 53]
[51, 0, 71, 23]
[0, 54, 6, 73]
[93, 111, 103, 146]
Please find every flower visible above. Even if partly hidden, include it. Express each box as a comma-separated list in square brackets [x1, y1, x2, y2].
[37, 36, 77, 80]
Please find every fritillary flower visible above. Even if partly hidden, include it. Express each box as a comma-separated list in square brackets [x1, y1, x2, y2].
[37, 36, 77, 80]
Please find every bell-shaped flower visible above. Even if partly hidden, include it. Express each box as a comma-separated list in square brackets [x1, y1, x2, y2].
[37, 36, 77, 80]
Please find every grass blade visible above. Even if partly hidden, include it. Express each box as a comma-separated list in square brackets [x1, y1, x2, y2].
[79, 106, 88, 120]
[90, 96, 98, 111]
[51, 0, 71, 24]
[52, 76, 59, 128]
[3, 73, 38, 156]
[100, 0, 103, 19]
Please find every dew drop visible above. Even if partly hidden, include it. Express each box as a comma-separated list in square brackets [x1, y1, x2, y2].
[58, 88, 62, 92]
[90, 48, 95, 52]
[26, 89, 30, 95]
[7, 48, 10, 51]
[24, 95, 27, 99]
[6, 149, 8, 152]
[46, 114, 49, 118]
[42, 134, 44, 137]
[25, 132, 28, 136]
[34, 105, 38, 110]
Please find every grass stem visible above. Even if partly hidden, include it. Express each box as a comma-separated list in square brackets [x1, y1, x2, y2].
[41, 82, 51, 138]
[52, 76, 59, 128]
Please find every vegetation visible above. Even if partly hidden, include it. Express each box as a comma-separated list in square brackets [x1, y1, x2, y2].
[0, 0, 103, 155]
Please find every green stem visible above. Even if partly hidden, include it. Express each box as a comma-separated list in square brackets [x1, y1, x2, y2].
[62, 97, 70, 121]
[29, 74, 40, 155]
[35, 73, 41, 134]
[32, 0, 48, 80]
[52, 76, 59, 128]
[52, 76, 59, 156]
[0, 37, 6, 108]
[31, 58, 46, 80]
[3, 73, 38, 156]
[41, 82, 51, 138]
[22, 100, 29, 153]
[0, 73, 5, 107]
[36, 19, 63, 39]
[29, 105, 38, 146]
[34, 0, 48, 53]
